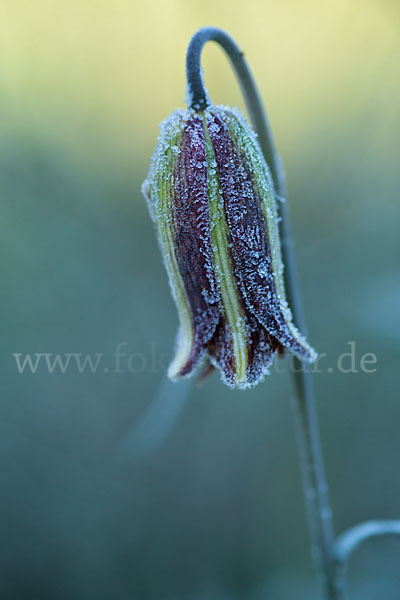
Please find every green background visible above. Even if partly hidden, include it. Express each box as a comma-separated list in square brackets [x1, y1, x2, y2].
[2, 0, 400, 598]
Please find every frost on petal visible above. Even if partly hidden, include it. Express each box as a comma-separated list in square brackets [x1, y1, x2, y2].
[245, 313, 282, 385]
[141, 111, 198, 379]
[207, 316, 236, 387]
[206, 108, 316, 363]
[206, 312, 281, 389]
[143, 102, 316, 391]
[202, 115, 251, 388]
[169, 114, 222, 376]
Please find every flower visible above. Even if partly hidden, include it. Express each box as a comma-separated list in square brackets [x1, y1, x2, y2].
[142, 105, 317, 389]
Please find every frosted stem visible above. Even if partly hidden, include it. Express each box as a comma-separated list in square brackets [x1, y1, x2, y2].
[186, 27, 341, 599]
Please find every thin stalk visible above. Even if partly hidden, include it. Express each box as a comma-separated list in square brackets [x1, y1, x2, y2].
[334, 520, 400, 594]
[186, 27, 341, 599]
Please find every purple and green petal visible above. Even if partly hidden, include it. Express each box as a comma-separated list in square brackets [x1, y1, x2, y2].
[202, 114, 250, 386]
[143, 104, 317, 390]
[143, 111, 221, 379]
[207, 107, 317, 363]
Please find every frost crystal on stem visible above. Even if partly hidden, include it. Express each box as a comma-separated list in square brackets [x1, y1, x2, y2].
[142, 105, 316, 389]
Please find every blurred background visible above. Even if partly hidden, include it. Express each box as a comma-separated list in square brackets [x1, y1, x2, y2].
[1, 0, 400, 598]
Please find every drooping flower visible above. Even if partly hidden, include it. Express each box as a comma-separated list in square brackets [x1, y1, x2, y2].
[142, 105, 317, 389]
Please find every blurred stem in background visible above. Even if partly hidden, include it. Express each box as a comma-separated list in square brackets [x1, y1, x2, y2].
[119, 377, 192, 459]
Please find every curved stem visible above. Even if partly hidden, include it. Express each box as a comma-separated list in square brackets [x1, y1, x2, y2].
[333, 520, 400, 596]
[186, 28, 279, 180]
[186, 27, 340, 599]
[336, 520, 400, 565]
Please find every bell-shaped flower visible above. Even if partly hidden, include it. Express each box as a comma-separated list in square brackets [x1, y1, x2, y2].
[142, 105, 316, 388]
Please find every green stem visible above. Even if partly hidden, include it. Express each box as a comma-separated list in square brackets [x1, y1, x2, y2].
[186, 27, 341, 599]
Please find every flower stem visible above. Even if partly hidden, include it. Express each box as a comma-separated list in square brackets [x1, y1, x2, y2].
[334, 520, 400, 595]
[187, 27, 341, 599]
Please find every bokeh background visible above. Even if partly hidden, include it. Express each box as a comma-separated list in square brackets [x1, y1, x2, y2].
[2, 0, 400, 598]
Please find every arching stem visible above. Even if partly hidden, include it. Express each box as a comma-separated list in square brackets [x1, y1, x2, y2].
[187, 27, 340, 599]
